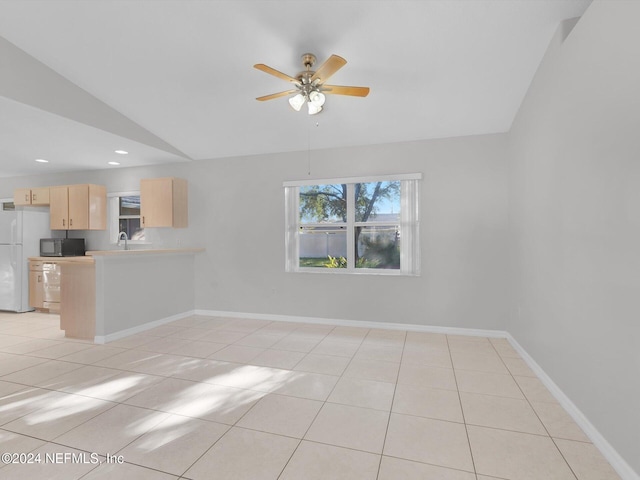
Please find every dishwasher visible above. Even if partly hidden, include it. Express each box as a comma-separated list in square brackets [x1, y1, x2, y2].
[42, 262, 61, 313]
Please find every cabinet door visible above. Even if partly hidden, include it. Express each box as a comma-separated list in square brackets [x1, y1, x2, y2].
[31, 187, 50, 206]
[171, 178, 188, 228]
[140, 178, 174, 227]
[68, 185, 89, 230]
[14, 188, 32, 206]
[29, 268, 44, 309]
[50, 186, 69, 230]
[87, 184, 106, 230]
[140, 178, 188, 228]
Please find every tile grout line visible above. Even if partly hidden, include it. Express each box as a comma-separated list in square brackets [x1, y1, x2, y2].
[275, 325, 371, 479]
[489, 338, 581, 480]
[58, 365, 231, 479]
[2, 400, 122, 476]
[0, 321, 252, 479]
[446, 334, 479, 480]
[113, 417, 231, 479]
[374, 328, 406, 480]
[1, 315, 604, 479]
[273, 323, 340, 479]
[155, 319, 339, 479]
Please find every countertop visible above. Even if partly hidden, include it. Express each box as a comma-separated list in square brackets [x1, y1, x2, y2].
[29, 256, 95, 264]
[86, 248, 204, 256]
[29, 248, 204, 263]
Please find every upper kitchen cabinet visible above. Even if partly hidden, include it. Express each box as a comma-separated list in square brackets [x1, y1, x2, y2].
[14, 187, 50, 206]
[50, 184, 107, 230]
[140, 177, 188, 228]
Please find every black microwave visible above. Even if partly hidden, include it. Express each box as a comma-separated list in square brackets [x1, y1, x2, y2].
[40, 238, 86, 257]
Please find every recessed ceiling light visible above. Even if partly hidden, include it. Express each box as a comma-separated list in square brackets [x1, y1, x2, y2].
[108, 161, 120, 166]
[35, 158, 49, 163]
[114, 150, 128, 155]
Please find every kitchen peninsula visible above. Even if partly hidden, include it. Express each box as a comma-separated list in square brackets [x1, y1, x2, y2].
[34, 248, 203, 342]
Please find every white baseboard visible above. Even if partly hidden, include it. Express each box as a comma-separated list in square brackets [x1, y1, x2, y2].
[200, 309, 637, 479]
[194, 309, 508, 339]
[506, 334, 639, 480]
[94, 307, 637, 479]
[94, 310, 196, 344]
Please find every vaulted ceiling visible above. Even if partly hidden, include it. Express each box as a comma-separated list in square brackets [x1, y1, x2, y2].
[0, 0, 592, 178]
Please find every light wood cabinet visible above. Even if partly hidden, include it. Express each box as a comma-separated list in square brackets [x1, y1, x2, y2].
[29, 261, 45, 309]
[50, 184, 106, 230]
[49, 186, 69, 229]
[14, 187, 50, 206]
[60, 262, 96, 340]
[140, 177, 188, 228]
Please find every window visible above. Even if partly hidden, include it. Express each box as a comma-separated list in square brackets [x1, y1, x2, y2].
[284, 174, 420, 275]
[108, 193, 146, 244]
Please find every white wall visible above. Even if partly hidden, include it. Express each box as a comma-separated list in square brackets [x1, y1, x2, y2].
[0, 134, 507, 330]
[95, 253, 196, 337]
[508, 1, 640, 475]
[2, 2, 638, 473]
[0, 133, 509, 331]
[190, 135, 509, 329]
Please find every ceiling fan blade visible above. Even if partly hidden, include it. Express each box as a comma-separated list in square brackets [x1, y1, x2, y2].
[321, 85, 370, 97]
[256, 90, 298, 101]
[254, 64, 299, 84]
[310, 54, 347, 84]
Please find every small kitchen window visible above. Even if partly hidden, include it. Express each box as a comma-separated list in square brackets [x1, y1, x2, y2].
[108, 192, 146, 244]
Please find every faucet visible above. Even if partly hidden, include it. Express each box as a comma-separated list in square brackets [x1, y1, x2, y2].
[117, 231, 129, 250]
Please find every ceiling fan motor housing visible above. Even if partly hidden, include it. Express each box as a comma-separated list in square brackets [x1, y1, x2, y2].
[301, 53, 316, 69]
[297, 53, 319, 91]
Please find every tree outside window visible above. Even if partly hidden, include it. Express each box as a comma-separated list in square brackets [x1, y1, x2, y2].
[299, 181, 401, 269]
[285, 174, 420, 275]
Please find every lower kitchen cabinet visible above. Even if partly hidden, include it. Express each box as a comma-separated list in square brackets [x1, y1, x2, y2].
[28, 258, 95, 338]
[60, 262, 95, 339]
[28, 260, 60, 312]
[29, 261, 45, 309]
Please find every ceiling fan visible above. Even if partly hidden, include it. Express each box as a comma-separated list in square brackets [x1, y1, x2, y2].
[254, 53, 370, 115]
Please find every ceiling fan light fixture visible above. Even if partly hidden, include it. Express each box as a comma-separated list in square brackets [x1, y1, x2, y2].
[288, 93, 305, 111]
[307, 102, 322, 115]
[255, 53, 369, 115]
[309, 90, 325, 107]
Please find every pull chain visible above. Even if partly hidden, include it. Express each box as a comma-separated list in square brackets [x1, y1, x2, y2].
[307, 117, 319, 176]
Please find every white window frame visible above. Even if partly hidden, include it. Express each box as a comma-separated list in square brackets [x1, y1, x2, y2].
[108, 191, 149, 245]
[284, 173, 421, 275]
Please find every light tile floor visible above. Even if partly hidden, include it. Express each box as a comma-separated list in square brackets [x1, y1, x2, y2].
[0, 311, 622, 480]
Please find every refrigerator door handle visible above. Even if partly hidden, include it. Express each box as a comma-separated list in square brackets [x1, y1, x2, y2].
[11, 218, 17, 245]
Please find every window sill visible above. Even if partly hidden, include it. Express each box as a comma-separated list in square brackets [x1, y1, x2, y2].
[289, 268, 418, 277]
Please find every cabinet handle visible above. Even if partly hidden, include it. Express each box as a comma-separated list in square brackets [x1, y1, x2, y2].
[38, 275, 42, 282]
[25, 193, 29, 202]
[70, 219, 73, 227]
[142, 216, 145, 226]
[33, 193, 37, 201]
[62, 219, 65, 227]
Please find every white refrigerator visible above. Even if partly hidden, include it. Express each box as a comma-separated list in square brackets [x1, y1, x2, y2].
[0, 209, 50, 312]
